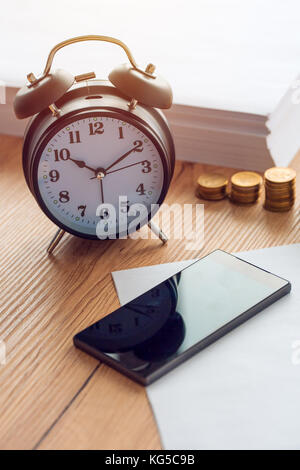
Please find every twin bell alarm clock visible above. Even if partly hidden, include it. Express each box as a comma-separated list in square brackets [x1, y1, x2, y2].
[14, 35, 175, 253]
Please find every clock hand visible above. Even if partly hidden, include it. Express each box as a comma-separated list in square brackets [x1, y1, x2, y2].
[104, 141, 142, 173]
[95, 172, 105, 204]
[100, 178, 104, 204]
[107, 160, 149, 175]
[89, 160, 148, 179]
[69, 157, 96, 173]
[126, 306, 152, 318]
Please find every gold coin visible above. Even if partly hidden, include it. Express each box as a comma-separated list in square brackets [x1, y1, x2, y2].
[231, 198, 259, 204]
[197, 173, 228, 189]
[265, 179, 295, 187]
[196, 188, 227, 201]
[265, 188, 295, 196]
[264, 203, 294, 212]
[265, 198, 295, 206]
[231, 194, 260, 201]
[265, 185, 295, 192]
[264, 167, 296, 184]
[231, 187, 261, 195]
[230, 191, 260, 203]
[200, 186, 227, 193]
[231, 171, 262, 188]
[265, 191, 294, 198]
[230, 199, 258, 205]
[266, 201, 294, 206]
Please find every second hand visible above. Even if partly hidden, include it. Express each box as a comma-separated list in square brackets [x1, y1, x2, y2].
[96, 171, 105, 203]
[89, 160, 148, 179]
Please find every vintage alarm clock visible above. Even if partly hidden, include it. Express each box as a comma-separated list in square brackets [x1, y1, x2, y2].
[14, 35, 175, 253]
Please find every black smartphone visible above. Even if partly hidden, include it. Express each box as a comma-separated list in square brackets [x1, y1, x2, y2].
[74, 250, 291, 385]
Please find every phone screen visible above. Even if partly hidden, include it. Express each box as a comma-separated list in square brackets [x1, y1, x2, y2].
[74, 250, 290, 384]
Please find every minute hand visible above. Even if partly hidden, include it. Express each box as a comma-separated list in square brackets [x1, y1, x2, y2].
[91, 160, 146, 177]
[105, 142, 142, 172]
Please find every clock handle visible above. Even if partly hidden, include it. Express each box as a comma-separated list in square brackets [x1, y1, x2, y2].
[43, 35, 155, 79]
[14, 34, 172, 119]
[43, 36, 172, 110]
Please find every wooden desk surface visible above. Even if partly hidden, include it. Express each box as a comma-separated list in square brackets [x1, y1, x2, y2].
[0, 134, 299, 450]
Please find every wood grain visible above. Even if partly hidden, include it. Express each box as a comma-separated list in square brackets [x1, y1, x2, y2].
[0, 134, 299, 450]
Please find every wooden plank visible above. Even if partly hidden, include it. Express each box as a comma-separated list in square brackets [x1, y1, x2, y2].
[0, 134, 299, 449]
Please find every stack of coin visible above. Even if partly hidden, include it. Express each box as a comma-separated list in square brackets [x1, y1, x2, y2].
[196, 173, 228, 200]
[264, 167, 296, 212]
[230, 171, 263, 204]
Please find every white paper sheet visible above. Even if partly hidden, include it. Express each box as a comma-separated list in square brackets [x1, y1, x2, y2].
[112, 244, 300, 450]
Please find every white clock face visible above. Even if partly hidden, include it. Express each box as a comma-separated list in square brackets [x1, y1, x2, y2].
[36, 114, 165, 238]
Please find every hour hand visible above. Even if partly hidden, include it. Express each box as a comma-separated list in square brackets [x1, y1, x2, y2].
[69, 157, 96, 172]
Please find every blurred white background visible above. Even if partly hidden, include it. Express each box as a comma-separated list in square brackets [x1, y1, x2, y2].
[1, 0, 300, 113]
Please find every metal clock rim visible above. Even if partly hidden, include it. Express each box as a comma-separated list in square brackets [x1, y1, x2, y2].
[30, 109, 172, 240]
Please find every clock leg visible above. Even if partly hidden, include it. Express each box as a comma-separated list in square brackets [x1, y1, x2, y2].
[46, 224, 167, 253]
[148, 221, 168, 244]
[47, 228, 66, 254]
